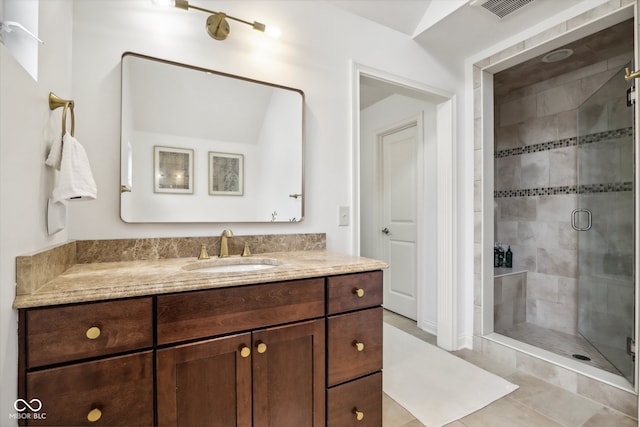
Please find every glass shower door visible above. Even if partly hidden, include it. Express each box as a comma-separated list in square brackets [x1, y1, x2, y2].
[576, 64, 635, 384]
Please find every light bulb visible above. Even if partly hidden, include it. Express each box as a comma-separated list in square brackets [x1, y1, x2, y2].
[265, 26, 281, 39]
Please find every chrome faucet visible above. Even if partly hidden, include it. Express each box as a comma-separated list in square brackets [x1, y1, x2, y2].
[219, 229, 234, 257]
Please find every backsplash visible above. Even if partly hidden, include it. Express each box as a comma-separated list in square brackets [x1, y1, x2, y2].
[16, 233, 326, 295]
[75, 233, 326, 263]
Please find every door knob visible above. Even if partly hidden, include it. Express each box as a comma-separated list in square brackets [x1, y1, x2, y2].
[625, 67, 640, 81]
[381, 227, 390, 235]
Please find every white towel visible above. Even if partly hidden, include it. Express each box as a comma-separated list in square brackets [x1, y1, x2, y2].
[51, 132, 97, 202]
[45, 134, 63, 170]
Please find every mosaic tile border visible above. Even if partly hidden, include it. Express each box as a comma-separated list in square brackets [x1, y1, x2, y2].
[495, 127, 633, 158]
[495, 182, 633, 198]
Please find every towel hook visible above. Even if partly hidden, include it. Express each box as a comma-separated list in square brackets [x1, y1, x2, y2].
[49, 92, 75, 137]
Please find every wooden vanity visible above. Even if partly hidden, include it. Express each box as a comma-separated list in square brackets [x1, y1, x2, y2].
[15, 245, 385, 427]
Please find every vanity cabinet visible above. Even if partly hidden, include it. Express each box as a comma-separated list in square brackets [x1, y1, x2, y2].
[18, 270, 383, 427]
[156, 278, 326, 427]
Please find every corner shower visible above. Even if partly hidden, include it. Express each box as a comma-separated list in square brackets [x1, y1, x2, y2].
[492, 19, 635, 385]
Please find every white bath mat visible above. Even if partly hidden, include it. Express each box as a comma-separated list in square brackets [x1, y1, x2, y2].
[383, 323, 518, 426]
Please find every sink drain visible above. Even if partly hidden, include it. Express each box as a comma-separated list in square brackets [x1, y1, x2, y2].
[572, 354, 591, 361]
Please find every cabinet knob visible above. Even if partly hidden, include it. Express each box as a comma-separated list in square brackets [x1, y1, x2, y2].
[353, 408, 364, 421]
[353, 288, 365, 298]
[85, 326, 101, 340]
[353, 341, 365, 352]
[240, 346, 251, 358]
[257, 342, 267, 354]
[87, 408, 102, 422]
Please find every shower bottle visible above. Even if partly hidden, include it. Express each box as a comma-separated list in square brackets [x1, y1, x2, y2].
[505, 246, 513, 268]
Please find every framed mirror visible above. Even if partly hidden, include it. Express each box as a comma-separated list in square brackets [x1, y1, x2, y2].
[120, 52, 304, 223]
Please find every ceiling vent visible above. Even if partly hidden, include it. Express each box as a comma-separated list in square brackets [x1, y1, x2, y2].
[472, 0, 535, 19]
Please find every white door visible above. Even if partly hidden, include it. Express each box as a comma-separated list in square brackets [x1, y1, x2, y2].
[380, 124, 419, 320]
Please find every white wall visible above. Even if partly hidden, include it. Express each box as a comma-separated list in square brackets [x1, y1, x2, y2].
[67, 0, 463, 248]
[0, 1, 72, 422]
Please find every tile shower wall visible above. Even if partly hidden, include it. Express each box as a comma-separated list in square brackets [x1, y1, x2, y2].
[494, 272, 526, 332]
[494, 53, 632, 335]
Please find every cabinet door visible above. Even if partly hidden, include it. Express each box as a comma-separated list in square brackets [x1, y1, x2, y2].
[157, 333, 252, 427]
[327, 307, 383, 386]
[25, 351, 153, 426]
[327, 372, 382, 427]
[326, 271, 383, 315]
[252, 319, 325, 427]
[27, 298, 153, 368]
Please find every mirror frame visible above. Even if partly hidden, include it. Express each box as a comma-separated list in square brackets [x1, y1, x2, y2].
[119, 52, 305, 223]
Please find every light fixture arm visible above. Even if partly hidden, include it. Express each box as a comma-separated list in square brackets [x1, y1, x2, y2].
[175, 0, 265, 36]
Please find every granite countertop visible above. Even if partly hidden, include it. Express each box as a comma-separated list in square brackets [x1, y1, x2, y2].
[13, 250, 388, 309]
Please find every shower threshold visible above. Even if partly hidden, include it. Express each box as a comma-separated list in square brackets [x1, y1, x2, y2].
[496, 322, 620, 375]
[485, 330, 634, 393]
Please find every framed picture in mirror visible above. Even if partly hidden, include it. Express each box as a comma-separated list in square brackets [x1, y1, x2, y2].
[153, 146, 194, 194]
[209, 152, 244, 196]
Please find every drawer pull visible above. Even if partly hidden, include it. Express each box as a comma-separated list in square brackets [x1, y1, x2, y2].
[353, 288, 365, 298]
[353, 408, 364, 421]
[85, 326, 101, 340]
[257, 342, 267, 354]
[240, 346, 251, 358]
[87, 408, 102, 422]
[353, 341, 365, 352]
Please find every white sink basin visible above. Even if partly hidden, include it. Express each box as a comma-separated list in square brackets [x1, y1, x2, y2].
[182, 257, 282, 274]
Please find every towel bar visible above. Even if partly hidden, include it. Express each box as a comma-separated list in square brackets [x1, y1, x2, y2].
[49, 92, 75, 137]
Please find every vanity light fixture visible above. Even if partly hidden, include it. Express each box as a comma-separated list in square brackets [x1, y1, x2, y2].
[161, 0, 266, 41]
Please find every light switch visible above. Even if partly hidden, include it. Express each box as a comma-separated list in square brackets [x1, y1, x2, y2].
[338, 206, 349, 226]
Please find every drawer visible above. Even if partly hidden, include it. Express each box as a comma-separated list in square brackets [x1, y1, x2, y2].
[327, 372, 382, 427]
[327, 307, 382, 386]
[26, 298, 153, 368]
[25, 351, 154, 426]
[327, 271, 382, 315]
[157, 278, 325, 345]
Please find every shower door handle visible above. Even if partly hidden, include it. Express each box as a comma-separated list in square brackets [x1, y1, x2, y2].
[571, 209, 592, 231]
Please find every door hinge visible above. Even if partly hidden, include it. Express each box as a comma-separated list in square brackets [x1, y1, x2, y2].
[627, 337, 636, 361]
[627, 87, 636, 106]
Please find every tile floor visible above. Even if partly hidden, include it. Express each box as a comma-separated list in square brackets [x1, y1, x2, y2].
[382, 311, 638, 427]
